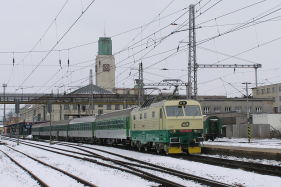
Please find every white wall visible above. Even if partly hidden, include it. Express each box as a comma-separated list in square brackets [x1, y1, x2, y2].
[253, 114, 281, 131]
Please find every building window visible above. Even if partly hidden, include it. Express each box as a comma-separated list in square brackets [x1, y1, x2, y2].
[214, 107, 220, 113]
[245, 107, 252, 112]
[152, 111, 155, 118]
[64, 104, 69, 110]
[235, 107, 242, 113]
[256, 107, 262, 113]
[98, 110, 103, 115]
[98, 104, 103, 107]
[256, 90, 259, 95]
[115, 105, 120, 110]
[140, 114, 142, 119]
[144, 113, 147, 119]
[225, 107, 231, 113]
[73, 105, 77, 110]
[203, 107, 210, 114]
[82, 105, 86, 112]
[273, 97, 276, 102]
[64, 115, 69, 120]
[267, 88, 270, 93]
[273, 87, 276, 93]
[89, 105, 94, 110]
[262, 89, 265, 94]
[106, 105, 111, 110]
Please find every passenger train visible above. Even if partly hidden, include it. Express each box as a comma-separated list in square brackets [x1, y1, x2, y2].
[32, 99, 204, 154]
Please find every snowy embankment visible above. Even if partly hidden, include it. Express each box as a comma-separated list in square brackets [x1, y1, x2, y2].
[1, 137, 281, 187]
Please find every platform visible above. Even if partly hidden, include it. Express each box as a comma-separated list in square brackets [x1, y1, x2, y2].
[201, 144, 281, 161]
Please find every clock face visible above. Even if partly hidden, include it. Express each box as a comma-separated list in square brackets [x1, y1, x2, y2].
[103, 64, 110, 71]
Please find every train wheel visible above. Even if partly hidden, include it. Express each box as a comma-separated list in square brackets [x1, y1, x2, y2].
[164, 144, 169, 155]
[156, 144, 162, 153]
[137, 141, 142, 150]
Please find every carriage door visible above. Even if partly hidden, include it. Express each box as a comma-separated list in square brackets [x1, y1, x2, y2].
[159, 108, 163, 130]
[210, 119, 218, 134]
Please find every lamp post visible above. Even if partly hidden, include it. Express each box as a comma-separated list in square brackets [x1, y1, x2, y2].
[242, 82, 251, 143]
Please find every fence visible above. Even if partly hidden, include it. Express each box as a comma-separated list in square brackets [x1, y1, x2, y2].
[226, 124, 270, 139]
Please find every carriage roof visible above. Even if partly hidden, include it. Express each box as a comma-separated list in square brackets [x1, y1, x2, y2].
[32, 120, 71, 128]
[95, 108, 134, 121]
[69, 116, 96, 124]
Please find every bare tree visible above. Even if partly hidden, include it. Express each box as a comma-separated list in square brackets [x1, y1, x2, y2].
[6, 110, 16, 123]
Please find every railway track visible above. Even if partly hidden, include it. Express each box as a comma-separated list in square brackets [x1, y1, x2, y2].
[6, 137, 232, 187]
[0, 149, 49, 187]
[1, 143, 97, 187]
[88, 141, 281, 178]
[172, 154, 281, 177]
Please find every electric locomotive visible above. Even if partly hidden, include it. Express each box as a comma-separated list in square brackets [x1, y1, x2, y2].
[130, 99, 204, 154]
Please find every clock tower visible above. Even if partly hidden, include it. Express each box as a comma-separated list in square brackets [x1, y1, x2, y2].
[95, 37, 115, 92]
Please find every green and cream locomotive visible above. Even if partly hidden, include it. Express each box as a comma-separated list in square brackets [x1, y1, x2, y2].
[130, 100, 204, 154]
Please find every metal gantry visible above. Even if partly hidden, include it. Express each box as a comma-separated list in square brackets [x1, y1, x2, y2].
[197, 64, 262, 88]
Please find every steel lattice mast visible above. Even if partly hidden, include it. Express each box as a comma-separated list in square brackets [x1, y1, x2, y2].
[89, 69, 94, 116]
[188, 4, 197, 100]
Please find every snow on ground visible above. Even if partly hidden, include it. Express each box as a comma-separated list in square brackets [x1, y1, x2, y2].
[1, 136, 281, 187]
[203, 137, 281, 149]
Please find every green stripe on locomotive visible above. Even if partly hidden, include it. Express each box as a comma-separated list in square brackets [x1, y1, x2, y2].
[131, 129, 202, 145]
[204, 116, 222, 141]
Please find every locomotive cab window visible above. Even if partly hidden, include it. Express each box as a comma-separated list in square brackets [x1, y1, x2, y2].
[184, 105, 201, 116]
[165, 106, 184, 117]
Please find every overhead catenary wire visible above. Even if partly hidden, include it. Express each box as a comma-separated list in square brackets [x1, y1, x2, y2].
[16, 0, 97, 93]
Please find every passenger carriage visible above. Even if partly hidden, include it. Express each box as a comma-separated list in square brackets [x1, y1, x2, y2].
[68, 116, 96, 142]
[94, 108, 132, 145]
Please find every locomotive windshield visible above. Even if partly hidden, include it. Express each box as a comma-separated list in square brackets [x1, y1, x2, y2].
[183, 105, 202, 116]
[165, 106, 184, 117]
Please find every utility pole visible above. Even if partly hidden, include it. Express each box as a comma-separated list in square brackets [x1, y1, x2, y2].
[3, 84, 7, 128]
[89, 69, 94, 116]
[15, 99, 20, 145]
[242, 82, 251, 143]
[48, 101, 52, 144]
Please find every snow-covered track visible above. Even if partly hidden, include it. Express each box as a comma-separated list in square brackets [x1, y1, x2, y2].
[171, 154, 281, 177]
[0, 149, 49, 187]
[56, 142, 232, 187]
[7, 138, 187, 187]
[4, 144, 98, 187]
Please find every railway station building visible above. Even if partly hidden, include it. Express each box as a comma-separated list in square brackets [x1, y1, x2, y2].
[251, 83, 281, 113]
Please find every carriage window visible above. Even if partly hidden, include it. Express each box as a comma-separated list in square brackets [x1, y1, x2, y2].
[165, 106, 184, 117]
[152, 111, 155, 118]
[184, 105, 202, 116]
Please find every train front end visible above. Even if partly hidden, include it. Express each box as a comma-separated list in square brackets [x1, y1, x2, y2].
[164, 100, 204, 154]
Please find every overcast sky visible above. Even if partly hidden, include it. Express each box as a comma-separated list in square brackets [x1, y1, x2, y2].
[1, 0, 281, 107]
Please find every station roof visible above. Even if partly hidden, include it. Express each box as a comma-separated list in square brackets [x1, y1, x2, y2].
[70, 84, 113, 95]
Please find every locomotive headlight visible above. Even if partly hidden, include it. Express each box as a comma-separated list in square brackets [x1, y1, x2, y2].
[169, 130, 176, 133]
[194, 130, 197, 133]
